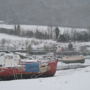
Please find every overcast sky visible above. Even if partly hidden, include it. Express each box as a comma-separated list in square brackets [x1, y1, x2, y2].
[0, 0, 90, 28]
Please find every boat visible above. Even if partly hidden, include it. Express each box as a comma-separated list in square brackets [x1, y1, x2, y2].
[60, 55, 85, 64]
[56, 49, 85, 63]
[0, 53, 58, 80]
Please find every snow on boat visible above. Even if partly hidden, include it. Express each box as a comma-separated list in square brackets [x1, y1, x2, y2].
[0, 53, 58, 80]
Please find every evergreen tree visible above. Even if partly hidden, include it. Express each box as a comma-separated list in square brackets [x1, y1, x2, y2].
[55, 27, 59, 41]
[15, 24, 21, 36]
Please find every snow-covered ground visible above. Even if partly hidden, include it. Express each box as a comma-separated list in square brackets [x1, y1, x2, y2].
[1, 33, 90, 51]
[0, 33, 90, 90]
[0, 65, 90, 90]
[0, 58, 90, 90]
[0, 33, 57, 50]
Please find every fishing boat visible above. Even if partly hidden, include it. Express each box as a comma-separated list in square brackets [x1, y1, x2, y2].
[0, 53, 58, 80]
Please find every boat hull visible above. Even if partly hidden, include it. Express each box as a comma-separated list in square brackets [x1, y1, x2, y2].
[0, 60, 58, 80]
[61, 59, 85, 64]
[59, 56, 85, 64]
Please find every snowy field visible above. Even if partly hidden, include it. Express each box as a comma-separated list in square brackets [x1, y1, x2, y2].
[0, 59, 90, 90]
[0, 65, 90, 90]
[0, 33, 90, 51]
[0, 33, 90, 90]
[0, 33, 57, 50]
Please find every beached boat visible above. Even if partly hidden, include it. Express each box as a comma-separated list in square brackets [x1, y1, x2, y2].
[57, 50, 85, 64]
[60, 55, 85, 64]
[0, 53, 58, 80]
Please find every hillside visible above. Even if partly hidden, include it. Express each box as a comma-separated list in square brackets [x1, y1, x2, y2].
[0, 24, 89, 42]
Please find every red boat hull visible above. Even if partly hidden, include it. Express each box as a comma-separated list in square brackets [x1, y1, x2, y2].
[0, 60, 58, 80]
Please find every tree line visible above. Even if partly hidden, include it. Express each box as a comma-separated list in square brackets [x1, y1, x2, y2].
[0, 25, 90, 42]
